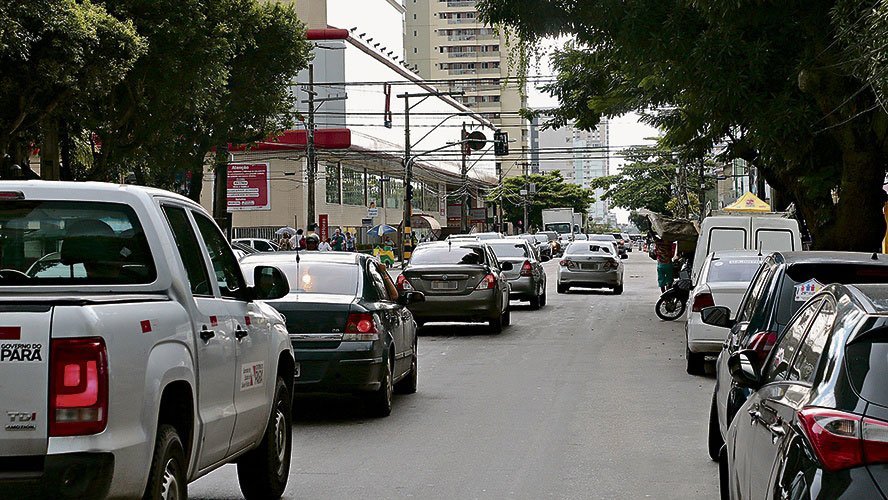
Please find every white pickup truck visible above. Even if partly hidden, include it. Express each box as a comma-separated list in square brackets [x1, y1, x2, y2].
[0, 182, 295, 499]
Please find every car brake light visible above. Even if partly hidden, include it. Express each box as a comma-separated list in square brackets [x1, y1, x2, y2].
[475, 273, 496, 290]
[49, 338, 108, 437]
[343, 313, 379, 341]
[746, 330, 778, 363]
[559, 260, 575, 269]
[604, 259, 619, 270]
[691, 292, 715, 312]
[396, 274, 413, 291]
[520, 261, 533, 277]
[797, 407, 888, 472]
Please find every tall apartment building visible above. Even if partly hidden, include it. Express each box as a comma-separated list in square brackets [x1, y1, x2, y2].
[404, 0, 528, 178]
[536, 118, 611, 224]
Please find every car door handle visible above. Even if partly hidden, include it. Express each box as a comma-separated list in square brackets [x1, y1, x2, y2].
[235, 326, 249, 340]
[200, 326, 215, 342]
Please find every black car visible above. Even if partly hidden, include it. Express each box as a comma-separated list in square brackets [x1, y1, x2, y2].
[722, 283, 888, 499]
[240, 252, 424, 417]
[703, 251, 888, 460]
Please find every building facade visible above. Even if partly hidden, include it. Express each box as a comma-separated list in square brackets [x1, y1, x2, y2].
[403, 0, 529, 179]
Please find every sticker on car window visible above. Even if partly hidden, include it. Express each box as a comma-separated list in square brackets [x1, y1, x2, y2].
[794, 279, 824, 302]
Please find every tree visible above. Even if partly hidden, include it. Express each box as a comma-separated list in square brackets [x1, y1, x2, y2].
[588, 145, 676, 215]
[488, 171, 595, 230]
[478, 0, 888, 251]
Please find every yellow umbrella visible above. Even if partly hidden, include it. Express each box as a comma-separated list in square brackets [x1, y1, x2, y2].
[724, 192, 771, 213]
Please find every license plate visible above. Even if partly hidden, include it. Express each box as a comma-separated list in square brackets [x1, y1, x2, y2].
[294, 362, 301, 378]
[432, 280, 458, 290]
[581, 263, 600, 270]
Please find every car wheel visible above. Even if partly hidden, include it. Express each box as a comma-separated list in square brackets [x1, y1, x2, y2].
[529, 293, 541, 309]
[613, 284, 624, 295]
[686, 346, 706, 376]
[394, 341, 417, 395]
[143, 424, 186, 500]
[539, 289, 547, 307]
[557, 284, 568, 294]
[489, 315, 503, 334]
[502, 304, 511, 326]
[708, 391, 724, 461]
[366, 356, 393, 417]
[237, 376, 292, 500]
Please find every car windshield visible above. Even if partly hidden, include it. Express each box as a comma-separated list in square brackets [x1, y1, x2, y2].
[0, 200, 155, 285]
[246, 262, 359, 295]
[567, 243, 612, 255]
[707, 257, 763, 282]
[409, 245, 486, 265]
[534, 235, 548, 243]
[588, 235, 613, 241]
[775, 263, 888, 324]
[546, 223, 571, 234]
[488, 243, 529, 259]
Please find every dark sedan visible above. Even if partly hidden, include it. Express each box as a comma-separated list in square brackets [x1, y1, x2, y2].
[722, 283, 888, 499]
[240, 252, 424, 417]
[702, 251, 888, 460]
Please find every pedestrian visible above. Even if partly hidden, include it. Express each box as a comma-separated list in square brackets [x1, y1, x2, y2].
[294, 228, 306, 250]
[278, 234, 290, 251]
[654, 236, 677, 292]
[345, 231, 356, 252]
[330, 228, 345, 251]
[318, 238, 332, 252]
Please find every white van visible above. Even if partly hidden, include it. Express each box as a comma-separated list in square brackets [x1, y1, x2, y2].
[691, 215, 801, 282]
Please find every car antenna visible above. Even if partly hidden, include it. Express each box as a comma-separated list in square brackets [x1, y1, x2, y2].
[873, 252, 879, 261]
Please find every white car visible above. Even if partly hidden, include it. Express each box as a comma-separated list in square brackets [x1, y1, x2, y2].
[685, 250, 764, 374]
[232, 237, 280, 252]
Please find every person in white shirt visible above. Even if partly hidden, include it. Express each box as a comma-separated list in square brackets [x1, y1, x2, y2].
[318, 238, 332, 252]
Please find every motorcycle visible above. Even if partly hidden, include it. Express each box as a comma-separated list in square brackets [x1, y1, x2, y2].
[655, 260, 693, 321]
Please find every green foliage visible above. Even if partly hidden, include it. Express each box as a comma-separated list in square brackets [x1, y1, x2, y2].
[588, 145, 675, 214]
[487, 171, 595, 230]
[478, 0, 888, 250]
[629, 211, 651, 233]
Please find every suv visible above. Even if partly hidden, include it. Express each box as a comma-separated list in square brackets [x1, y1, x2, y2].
[701, 251, 888, 460]
[397, 241, 513, 332]
[0, 182, 294, 499]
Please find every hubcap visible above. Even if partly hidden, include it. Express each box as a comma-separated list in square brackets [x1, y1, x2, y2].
[273, 406, 288, 477]
[160, 458, 180, 500]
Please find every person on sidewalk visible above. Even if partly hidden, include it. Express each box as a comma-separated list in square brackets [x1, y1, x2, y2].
[345, 231, 356, 252]
[330, 228, 345, 251]
[318, 238, 332, 252]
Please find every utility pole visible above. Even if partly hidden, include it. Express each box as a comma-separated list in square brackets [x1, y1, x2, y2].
[495, 161, 503, 233]
[402, 95, 413, 266]
[698, 158, 706, 221]
[460, 122, 469, 233]
[523, 161, 529, 233]
[305, 64, 317, 229]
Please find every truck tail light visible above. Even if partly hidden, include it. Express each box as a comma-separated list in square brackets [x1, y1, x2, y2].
[343, 313, 379, 341]
[798, 407, 888, 472]
[49, 338, 108, 437]
[475, 273, 497, 290]
[691, 292, 715, 312]
[520, 261, 533, 277]
[396, 274, 413, 291]
[746, 330, 778, 363]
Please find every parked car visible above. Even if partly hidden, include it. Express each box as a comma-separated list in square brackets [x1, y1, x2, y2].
[685, 250, 764, 375]
[691, 215, 801, 282]
[620, 233, 633, 252]
[240, 252, 423, 416]
[721, 283, 888, 499]
[0, 182, 294, 499]
[589, 233, 627, 258]
[232, 240, 261, 260]
[487, 238, 548, 309]
[232, 237, 280, 252]
[446, 232, 501, 242]
[519, 233, 552, 260]
[557, 241, 625, 294]
[573, 233, 589, 241]
[701, 251, 888, 461]
[396, 241, 513, 332]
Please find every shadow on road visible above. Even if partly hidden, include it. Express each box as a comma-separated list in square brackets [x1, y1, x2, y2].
[291, 393, 410, 424]
[417, 322, 498, 337]
[558, 288, 617, 295]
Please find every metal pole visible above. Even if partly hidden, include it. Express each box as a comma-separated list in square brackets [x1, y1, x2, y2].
[460, 123, 468, 233]
[402, 95, 412, 267]
[523, 162, 528, 233]
[496, 161, 503, 233]
[306, 64, 317, 229]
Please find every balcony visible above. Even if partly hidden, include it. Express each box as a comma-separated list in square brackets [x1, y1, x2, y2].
[444, 0, 477, 7]
[448, 51, 500, 58]
[446, 17, 479, 24]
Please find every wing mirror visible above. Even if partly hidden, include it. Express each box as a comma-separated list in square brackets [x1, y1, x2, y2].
[701, 306, 734, 329]
[398, 291, 425, 306]
[500, 261, 514, 271]
[252, 265, 289, 300]
[728, 349, 762, 389]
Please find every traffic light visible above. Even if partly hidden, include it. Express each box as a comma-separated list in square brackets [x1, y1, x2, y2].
[406, 183, 414, 201]
[494, 130, 509, 156]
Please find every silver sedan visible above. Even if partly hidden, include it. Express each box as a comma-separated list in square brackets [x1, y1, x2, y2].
[556, 241, 625, 294]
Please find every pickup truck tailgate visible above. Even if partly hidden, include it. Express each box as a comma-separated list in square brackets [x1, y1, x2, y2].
[0, 307, 51, 456]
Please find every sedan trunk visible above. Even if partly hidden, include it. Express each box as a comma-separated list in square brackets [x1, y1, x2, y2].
[268, 293, 356, 348]
[403, 265, 489, 296]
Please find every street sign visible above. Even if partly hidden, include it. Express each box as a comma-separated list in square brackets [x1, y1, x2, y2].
[466, 131, 487, 151]
[469, 208, 486, 224]
[319, 214, 329, 241]
[227, 163, 270, 211]
[368, 198, 379, 217]
[361, 218, 373, 227]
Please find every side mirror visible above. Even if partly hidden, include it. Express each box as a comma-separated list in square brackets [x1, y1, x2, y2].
[252, 266, 289, 300]
[399, 291, 425, 306]
[728, 349, 761, 388]
[701, 306, 734, 329]
[500, 261, 514, 271]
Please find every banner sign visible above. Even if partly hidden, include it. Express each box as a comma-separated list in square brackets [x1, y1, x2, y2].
[469, 208, 487, 224]
[319, 214, 329, 242]
[227, 163, 270, 211]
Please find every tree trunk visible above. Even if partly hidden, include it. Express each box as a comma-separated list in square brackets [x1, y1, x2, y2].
[40, 116, 60, 180]
[59, 120, 74, 181]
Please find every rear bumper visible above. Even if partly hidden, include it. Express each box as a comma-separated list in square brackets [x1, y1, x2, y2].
[557, 268, 621, 287]
[507, 276, 539, 298]
[0, 452, 114, 500]
[293, 340, 385, 393]
[407, 289, 500, 322]
[687, 312, 729, 353]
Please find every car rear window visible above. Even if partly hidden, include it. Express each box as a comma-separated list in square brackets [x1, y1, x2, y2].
[567, 243, 613, 255]
[409, 246, 486, 266]
[776, 264, 888, 324]
[846, 328, 888, 407]
[488, 243, 529, 259]
[245, 262, 359, 295]
[707, 258, 763, 283]
[0, 200, 155, 285]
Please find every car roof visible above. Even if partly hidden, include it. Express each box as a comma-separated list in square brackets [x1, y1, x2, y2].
[416, 241, 485, 249]
[486, 238, 527, 245]
[240, 251, 363, 265]
[710, 250, 764, 259]
[772, 251, 888, 267]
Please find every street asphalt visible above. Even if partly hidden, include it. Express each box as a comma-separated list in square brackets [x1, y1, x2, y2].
[190, 252, 719, 499]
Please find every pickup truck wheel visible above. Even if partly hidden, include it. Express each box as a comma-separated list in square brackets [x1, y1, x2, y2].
[237, 377, 292, 499]
[367, 358, 393, 417]
[143, 424, 186, 500]
[394, 342, 418, 394]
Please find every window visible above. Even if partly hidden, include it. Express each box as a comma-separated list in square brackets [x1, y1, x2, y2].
[423, 183, 439, 212]
[763, 298, 822, 384]
[737, 263, 772, 324]
[325, 163, 341, 204]
[410, 246, 485, 265]
[162, 206, 212, 296]
[243, 262, 358, 295]
[192, 213, 246, 299]
[756, 230, 794, 253]
[342, 167, 365, 206]
[414, 47, 417, 53]
[386, 178, 404, 210]
[368, 173, 383, 208]
[366, 262, 390, 301]
[788, 298, 836, 384]
[377, 262, 400, 301]
[708, 228, 746, 253]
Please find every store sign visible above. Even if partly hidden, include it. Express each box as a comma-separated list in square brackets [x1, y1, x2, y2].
[319, 214, 329, 242]
[447, 204, 461, 222]
[469, 208, 486, 224]
[227, 163, 270, 211]
[368, 199, 379, 217]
